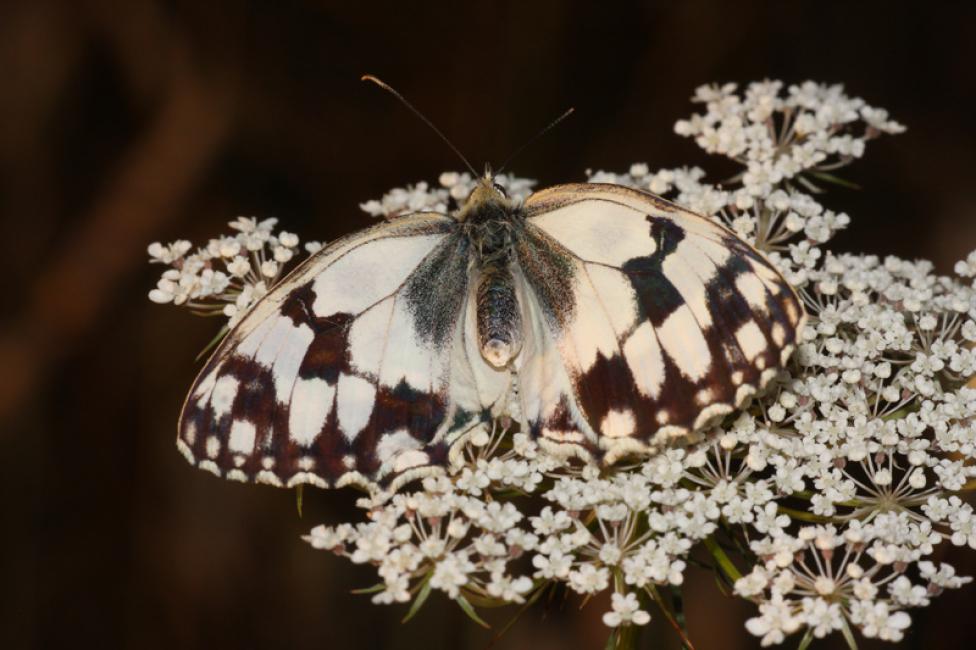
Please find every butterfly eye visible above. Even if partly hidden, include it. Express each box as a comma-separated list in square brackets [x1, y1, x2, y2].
[493, 183, 508, 197]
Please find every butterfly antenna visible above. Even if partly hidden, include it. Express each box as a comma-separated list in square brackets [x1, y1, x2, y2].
[496, 107, 575, 175]
[362, 74, 478, 178]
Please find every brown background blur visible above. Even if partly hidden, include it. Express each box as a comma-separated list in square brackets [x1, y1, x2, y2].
[2, 1, 976, 649]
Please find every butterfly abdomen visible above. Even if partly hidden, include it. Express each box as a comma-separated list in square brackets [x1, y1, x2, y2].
[468, 213, 523, 368]
[477, 263, 522, 367]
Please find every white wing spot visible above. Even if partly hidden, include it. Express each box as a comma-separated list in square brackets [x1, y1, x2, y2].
[735, 321, 767, 362]
[694, 403, 733, 429]
[779, 344, 795, 365]
[622, 321, 665, 399]
[695, 388, 713, 405]
[657, 305, 712, 381]
[662, 252, 712, 328]
[288, 378, 336, 446]
[256, 470, 282, 486]
[393, 450, 430, 472]
[228, 420, 257, 454]
[656, 410, 670, 425]
[199, 460, 221, 476]
[735, 385, 756, 406]
[772, 323, 787, 346]
[184, 421, 197, 446]
[376, 429, 422, 465]
[211, 375, 240, 419]
[205, 435, 221, 459]
[659, 425, 688, 440]
[735, 273, 768, 310]
[176, 439, 195, 463]
[600, 408, 636, 438]
[287, 472, 328, 488]
[336, 373, 377, 442]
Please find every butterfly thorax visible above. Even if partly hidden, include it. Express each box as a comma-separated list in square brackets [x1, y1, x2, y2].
[458, 178, 524, 369]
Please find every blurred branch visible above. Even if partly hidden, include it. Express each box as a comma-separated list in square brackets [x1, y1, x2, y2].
[0, 14, 237, 424]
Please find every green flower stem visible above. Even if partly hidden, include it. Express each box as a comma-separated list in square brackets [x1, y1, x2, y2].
[647, 585, 696, 650]
[796, 628, 815, 650]
[776, 505, 838, 523]
[456, 594, 490, 628]
[610, 622, 640, 650]
[487, 580, 548, 648]
[704, 535, 743, 583]
[401, 572, 433, 623]
[839, 619, 860, 650]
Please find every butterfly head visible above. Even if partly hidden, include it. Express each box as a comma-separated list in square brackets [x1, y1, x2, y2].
[456, 166, 514, 223]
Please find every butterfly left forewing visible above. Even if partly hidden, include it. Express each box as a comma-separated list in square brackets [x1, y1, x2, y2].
[179, 213, 510, 491]
[515, 183, 805, 462]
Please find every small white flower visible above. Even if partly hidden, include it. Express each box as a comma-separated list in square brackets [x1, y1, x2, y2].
[147, 240, 192, 264]
[849, 601, 912, 641]
[602, 592, 651, 627]
[430, 552, 475, 598]
[532, 549, 572, 579]
[260, 260, 279, 278]
[278, 231, 299, 248]
[745, 594, 801, 646]
[486, 572, 533, 603]
[568, 564, 610, 594]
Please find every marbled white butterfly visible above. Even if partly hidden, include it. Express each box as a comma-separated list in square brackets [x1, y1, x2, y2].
[177, 83, 805, 491]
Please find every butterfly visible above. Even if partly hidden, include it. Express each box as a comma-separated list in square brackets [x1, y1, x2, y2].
[177, 170, 805, 491]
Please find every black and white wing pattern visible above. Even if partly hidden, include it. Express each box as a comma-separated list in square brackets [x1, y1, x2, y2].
[178, 213, 511, 490]
[515, 183, 805, 463]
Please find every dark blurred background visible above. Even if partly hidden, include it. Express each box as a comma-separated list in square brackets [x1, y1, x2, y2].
[2, 1, 976, 649]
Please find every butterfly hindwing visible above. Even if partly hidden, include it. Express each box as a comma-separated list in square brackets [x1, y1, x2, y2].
[516, 183, 805, 461]
[178, 213, 509, 490]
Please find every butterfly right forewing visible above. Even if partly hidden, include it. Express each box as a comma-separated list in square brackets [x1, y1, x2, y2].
[514, 183, 805, 462]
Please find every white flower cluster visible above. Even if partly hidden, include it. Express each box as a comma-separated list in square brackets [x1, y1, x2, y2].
[153, 81, 976, 648]
[147, 217, 321, 326]
[304, 424, 708, 628]
[359, 171, 536, 218]
[717, 246, 976, 645]
[676, 80, 905, 197]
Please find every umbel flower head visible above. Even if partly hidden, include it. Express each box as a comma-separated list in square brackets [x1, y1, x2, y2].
[149, 80, 976, 649]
